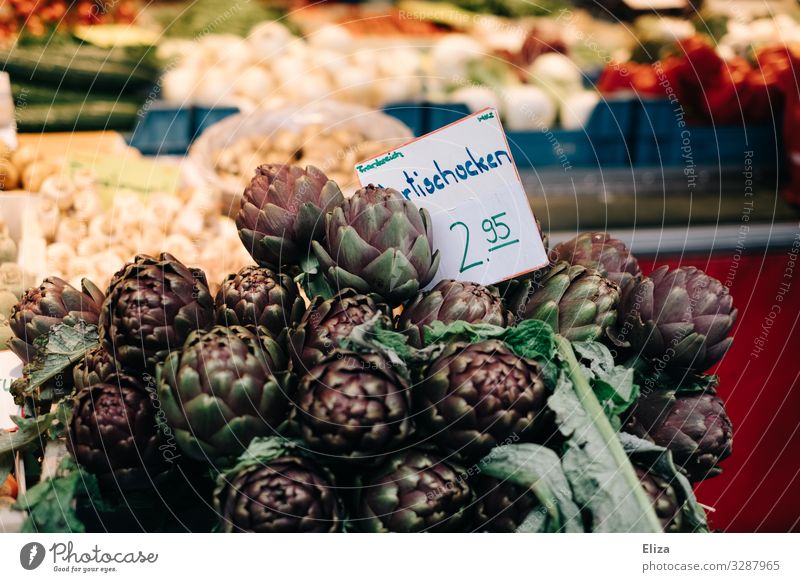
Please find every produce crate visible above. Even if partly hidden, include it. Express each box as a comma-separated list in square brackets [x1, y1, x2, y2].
[193, 105, 241, 140]
[633, 99, 781, 166]
[429, 99, 636, 168]
[128, 102, 192, 156]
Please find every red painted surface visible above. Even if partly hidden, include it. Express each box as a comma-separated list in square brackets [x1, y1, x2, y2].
[639, 250, 800, 532]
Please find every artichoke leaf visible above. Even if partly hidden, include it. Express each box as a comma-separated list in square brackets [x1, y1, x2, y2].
[479, 442, 583, 533]
[619, 432, 709, 532]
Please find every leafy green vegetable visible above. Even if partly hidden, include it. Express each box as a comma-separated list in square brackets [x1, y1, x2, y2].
[0, 411, 61, 483]
[573, 341, 639, 428]
[620, 433, 709, 532]
[479, 443, 583, 533]
[11, 321, 99, 405]
[551, 338, 661, 533]
[14, 457, 105, 533]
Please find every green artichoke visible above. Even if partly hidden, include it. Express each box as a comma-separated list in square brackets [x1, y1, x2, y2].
[635, 465, 684, 533]
[616, 266, 737, 375]
[68, 381, 168, 489]
[522, 261, 620, 342]
[217, 455, 341, 532]
[353, 449, 474, 532]
[288, 288, 392, 372]
[312, 185, 440, 306]
[9, 277, 105, 363]
[290, 350, 411, 462]
[215, 265, 304, 338]
[73, 346, 119, 391]
[415, 339, 546, 460]
[157, 325, 290, 463]
[100, 253, 215, 374]
[473, 476, 538, 532]
[551, 232, 642, 291]
[236, 164, 344, 270]
[624, 389, 733, 482]
[397, 279, 512, 348]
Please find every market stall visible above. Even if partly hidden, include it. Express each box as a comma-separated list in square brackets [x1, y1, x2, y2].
[0, 0, 798, 536]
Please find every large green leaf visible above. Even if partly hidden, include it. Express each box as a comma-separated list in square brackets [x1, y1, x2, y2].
[479, 443, 583, 533]
[573, 341, 639, 429]
[550, 337, 661, 533]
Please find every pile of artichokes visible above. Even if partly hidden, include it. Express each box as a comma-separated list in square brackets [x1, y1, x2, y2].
[4, 164, 737, 533]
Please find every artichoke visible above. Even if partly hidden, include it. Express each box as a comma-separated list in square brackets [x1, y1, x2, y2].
[624, 389, 733, 482]
[9, 277, 104, 363]
[473, 476, 538, 533]
[73, 346, 119, 391]
[616, 266, 737, 375]
[236, 164, 344, 270]
[522, 261, 620, 342]
[158, 325, 290, 463]
[353, 449, 474, 532]
[288, 288, 392, 372]
[312, 185, 440, 306]
[414, 339, 546, 460]
[99, 253, 215, 374]
[68, 381, 167, 489]
[290, 350, 411, 462]
[397, 279, 512, 347]
[635, 465, 684, 533]
[551, 232, 642, 291]
[217, 455, 341, 532]
[215, 265, 304, 338]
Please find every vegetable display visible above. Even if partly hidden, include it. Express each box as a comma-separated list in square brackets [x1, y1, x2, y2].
[2, 161, 736, 533]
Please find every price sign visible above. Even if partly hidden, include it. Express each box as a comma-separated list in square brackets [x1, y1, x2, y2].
[355, 108, 547, 286]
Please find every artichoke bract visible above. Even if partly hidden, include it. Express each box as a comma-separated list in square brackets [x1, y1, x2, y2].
[9, 277, 104, 363]
[68, 381, 168, 489]
[635, 465, 684, 533]
[312, 185, 440, 306]
[551, 232, 642, 291]
[354, 449, 474, 532]
[522, 261, 620, 342]
[398, 279, 512, 348]
[616, 266, 737, 375]
[474, 476, 538, 533]
[415, 339, 546, 460]
[217, 455, 341, 532]
[288, 288, 392, 372]
[236, 164, 344, 270]
[99, 253, 215, 374]
[215, 265, 304, 338]
[625, 389, 733, 482]
[73, 346, 119, 391]
[158, 325, 290, 463]
[290, 350, 411, 462]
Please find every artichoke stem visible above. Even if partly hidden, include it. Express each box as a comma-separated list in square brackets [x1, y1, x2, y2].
[556, 336, 662, 533]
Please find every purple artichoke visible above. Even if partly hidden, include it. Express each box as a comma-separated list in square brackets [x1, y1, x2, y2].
[551, 232, 642, 291]
[236, 164, 344, 270]
[398, 279, 512, 347]
[616, 265, 737, 375]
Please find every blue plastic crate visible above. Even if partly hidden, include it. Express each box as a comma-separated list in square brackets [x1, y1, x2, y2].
[633, 99, 780, 166]
[128, 103, 192, 155]
[429, 99, 634, 168]
[382, 102, 426, 136]
[193, 105, 240, 139]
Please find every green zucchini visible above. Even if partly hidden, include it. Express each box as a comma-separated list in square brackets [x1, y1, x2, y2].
[15, 101, 141, 132]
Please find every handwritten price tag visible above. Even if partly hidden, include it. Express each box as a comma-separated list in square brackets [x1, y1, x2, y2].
[355, 108, 547, 285]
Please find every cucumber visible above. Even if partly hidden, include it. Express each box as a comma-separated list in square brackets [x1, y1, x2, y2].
[15, 102, 141, 132]
[0, 42, 160, 92]
[11, 82, 147, 108]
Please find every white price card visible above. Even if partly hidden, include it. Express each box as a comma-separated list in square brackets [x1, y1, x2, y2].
[355, 108, 547, 286]
[0, 350, 23, 431]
